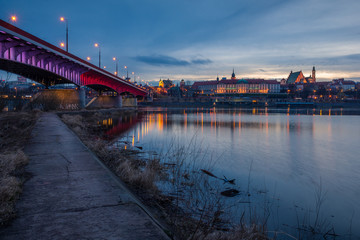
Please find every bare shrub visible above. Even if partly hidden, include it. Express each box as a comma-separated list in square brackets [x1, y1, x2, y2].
[0, 150, 28, 176]
[116, 158, 160, 193]
[0, 176, 21, 225]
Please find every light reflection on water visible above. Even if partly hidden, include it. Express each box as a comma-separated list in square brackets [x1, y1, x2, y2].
[114, 108, 360, 238]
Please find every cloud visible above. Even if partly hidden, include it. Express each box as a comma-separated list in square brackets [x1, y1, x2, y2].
[134, 54, 212, 66]
[191, 58, 212, 65]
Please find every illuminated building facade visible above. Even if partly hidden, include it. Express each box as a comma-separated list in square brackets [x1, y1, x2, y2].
[192, 78, 280, 95]
[216, 79, 280, 94]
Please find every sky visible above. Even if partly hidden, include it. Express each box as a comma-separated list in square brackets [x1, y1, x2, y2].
[1, 0, 360, 84]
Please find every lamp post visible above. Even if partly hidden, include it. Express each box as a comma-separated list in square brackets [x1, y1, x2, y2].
[132, 72, 135, 83]
[60, 17, 68, 52]
[94, 43, 101, 68]
[113, 57, 118, 76]
[86, 57, 91, 61]
[125, 66, 129, 80]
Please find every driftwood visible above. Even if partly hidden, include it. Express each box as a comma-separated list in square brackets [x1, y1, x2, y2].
[221, 189, 240, 197]
[200, 169, 218, 178]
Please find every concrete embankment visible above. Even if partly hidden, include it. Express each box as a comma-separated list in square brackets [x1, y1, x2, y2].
[0, 113, 169, 240]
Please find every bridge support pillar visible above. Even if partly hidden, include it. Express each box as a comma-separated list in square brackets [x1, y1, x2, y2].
[117, 95, 123, 108]
[79, 87, 86, 109]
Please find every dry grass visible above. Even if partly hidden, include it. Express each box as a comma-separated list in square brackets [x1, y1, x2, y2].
[0, 111, 38, 225]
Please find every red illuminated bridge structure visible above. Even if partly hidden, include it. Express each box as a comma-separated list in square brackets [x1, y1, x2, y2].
[0, 19, 147, 97]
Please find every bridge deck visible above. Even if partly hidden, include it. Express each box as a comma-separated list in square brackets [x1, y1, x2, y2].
[0, 113, 168, 240]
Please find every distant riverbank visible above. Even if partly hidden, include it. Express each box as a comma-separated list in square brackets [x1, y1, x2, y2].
[141, 98, 360, 110]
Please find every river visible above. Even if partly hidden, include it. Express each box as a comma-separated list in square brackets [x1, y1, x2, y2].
[113, 107, 360, 239]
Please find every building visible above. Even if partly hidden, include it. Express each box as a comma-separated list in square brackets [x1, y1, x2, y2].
[287, 66, 316, 84]
[191, 70, 280, 95]
[330, 79, 356, 91]
[217, 79, 280, 94]
[159, 79, 174, 88]
[192, 80, 218, 95]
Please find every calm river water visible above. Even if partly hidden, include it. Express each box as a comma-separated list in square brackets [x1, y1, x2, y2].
[114, 107, 360, 238]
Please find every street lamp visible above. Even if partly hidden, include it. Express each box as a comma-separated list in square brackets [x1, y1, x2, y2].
[94, 43, 101, 68]
[60, 42, 65, 48]
[124, 66, 129, 80]
[10, 15, 17, 23]
[132, 72, 135, 83]
[113, 57, 118, 76]
[60, 17, 68, 52]
[86, 57, 91, 61]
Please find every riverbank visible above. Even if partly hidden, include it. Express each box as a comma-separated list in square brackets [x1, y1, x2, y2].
[0, 111, 38, 225]
[141, 99, 360, 110]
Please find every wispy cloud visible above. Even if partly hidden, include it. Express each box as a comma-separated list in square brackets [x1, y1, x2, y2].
[191, 58, 212, 65]
[134, 54, 212, 66]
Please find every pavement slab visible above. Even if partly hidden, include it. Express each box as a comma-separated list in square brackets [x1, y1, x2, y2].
[0, 113, 169, 240]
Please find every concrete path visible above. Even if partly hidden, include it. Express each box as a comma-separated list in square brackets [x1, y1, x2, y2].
[0, 113, 169, 240]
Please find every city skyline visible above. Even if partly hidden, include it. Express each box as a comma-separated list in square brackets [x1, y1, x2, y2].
[1, 0, 360, 82]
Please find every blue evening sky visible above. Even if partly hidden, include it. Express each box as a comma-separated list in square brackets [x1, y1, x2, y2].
[1, 0, 360, 84]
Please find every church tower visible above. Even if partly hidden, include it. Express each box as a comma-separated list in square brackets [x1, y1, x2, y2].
[231, 69, 236, 80]
[312, 66, 316, 82]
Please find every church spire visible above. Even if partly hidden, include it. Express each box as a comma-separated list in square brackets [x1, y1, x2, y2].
[231, 68, 236, 79]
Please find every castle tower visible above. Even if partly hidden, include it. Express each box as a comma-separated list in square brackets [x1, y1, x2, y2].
[231, 69, 236, 80]
[312, 66, 316, 82]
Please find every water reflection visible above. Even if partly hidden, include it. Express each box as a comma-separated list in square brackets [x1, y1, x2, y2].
[100, 107, 360, 238]
[96, 113, 143, 140]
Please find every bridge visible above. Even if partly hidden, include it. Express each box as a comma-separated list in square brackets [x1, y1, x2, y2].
[0, 19, 147, 97]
